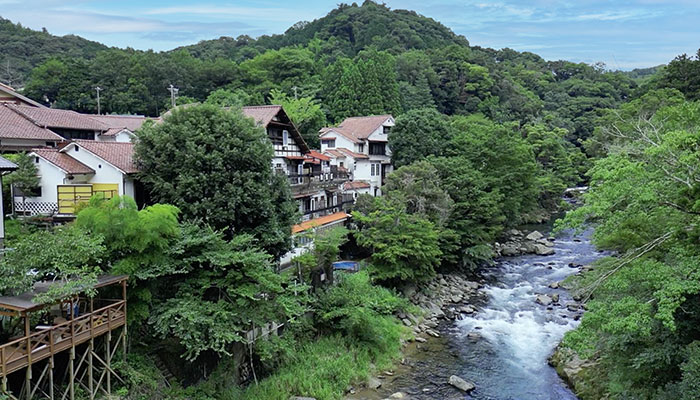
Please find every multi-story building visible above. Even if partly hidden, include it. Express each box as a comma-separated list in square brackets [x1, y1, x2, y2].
[319, 114, 394, 196]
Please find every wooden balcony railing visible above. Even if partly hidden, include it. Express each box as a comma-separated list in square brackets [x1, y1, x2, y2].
[0, 300, 126, 377]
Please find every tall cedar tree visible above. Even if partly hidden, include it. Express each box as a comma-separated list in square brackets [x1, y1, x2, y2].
[135, 104, 297, 259]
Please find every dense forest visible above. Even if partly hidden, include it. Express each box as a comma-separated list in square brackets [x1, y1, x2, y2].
[4, 1, 643, 146]
[2, 1, 700, 399]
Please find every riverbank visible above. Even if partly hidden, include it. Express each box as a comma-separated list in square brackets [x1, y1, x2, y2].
[348, 227, 602, 400]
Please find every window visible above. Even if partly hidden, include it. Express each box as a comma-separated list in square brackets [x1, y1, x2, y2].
[74, 146, 79, 152]
[383, 126, 391, 135]
[339, 161, 344, 168]
[35, 157, 39, 164]
[357, 143, 364, 153]
[282, 130, 289, 146]
[324, 139, 335, 148]
[371, 164, 375, 176]
[369, 142, 386, 156]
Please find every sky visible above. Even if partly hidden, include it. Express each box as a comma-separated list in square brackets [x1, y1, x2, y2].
[1, 0, 699, 70]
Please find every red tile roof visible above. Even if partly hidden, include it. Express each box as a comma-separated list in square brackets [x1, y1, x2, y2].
[89, 114, 157, 135]
[7, 105, 107, 131]
[306, 150, 331, 162]
[324, 149, 346, 158]
[70, 140, 137, 174]
[343, 181, 371, 190]
[335, 147, 369, 159]
[292, 212, 349, 234]
[0, 84, 45, 108]
[241, 105, 283, 127]
[320, 115, 392, 142]
[33, 148, 94, 175]
[0, 105, 65, 141]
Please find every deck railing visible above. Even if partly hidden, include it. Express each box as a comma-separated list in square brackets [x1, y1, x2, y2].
[0, 300, 126, 377]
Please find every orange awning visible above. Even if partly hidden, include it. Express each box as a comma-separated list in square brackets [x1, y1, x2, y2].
[292, 212, 349, 234]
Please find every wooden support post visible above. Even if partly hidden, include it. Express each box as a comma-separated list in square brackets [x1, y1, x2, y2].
[24, 313, 31, 400]
[106, 330, 111, 395]
[49, 355, 54, 400]
[88, 339, 94, 400]
[122, 280, 128, 361]
[88, 296, 94, 400]
[2, 346, 7, 394]
[69, 346, 75, 400]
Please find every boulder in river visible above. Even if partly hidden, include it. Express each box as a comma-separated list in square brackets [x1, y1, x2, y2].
[534, 244, 555, 255]
[536, 294, 553, 306]
[448, 375, 476, 392]
[526, 230, 544, 241]
[549, 281, 559, 289]
[367, 377, 382, 390]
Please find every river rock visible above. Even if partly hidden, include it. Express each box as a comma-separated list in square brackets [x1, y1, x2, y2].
[448, 375, 475, 392]
[451, 294, 462, 303]
[461, 305, 476, 314]
[402, 318, 412, 327]
[566, 303, 580, 312]
[467, 332, 481, 340]
[388, 393, 406, 399]
[426, 329, 440, 338]
[549, 281, 559, 289]
[500, 244, 520, 256]
[526, 230, 544, 241]
[534, 244, 555, 255]
[551, 293, 560, 303]
[536, 294, 553, 306]
[367, 377, 382, 390]
[415, 336, 427, 343]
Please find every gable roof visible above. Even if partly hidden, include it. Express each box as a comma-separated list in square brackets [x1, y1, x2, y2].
[0, 105, 65, 141]
[343, 181, 371, 190]
[0, 83, 46, 108]
[335, 147, 369, 159]
[68, 140, 137, 174]
[33, 148, 94, 175]
[0, 155, 18, 171]
[320, 115, 392, 142]
[306, 150, 331, 162]
[242, 105, 310, 153]
[324, 149, 346, 159]
[7, 105, 107, 131]
[89, 114, 157, 135]
[242, 105, 283, 127]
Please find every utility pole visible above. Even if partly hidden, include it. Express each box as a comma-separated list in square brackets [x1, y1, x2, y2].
[95, 87, 102, 115]
[168, 84, 179, 108]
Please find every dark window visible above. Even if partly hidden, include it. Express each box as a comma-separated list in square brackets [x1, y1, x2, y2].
[369, 142, 386, 155]
[35, 157, 39, 164]
[324, 139, 335, 148]
[357, 144, 364, 153]
[383, 126, 391, 135]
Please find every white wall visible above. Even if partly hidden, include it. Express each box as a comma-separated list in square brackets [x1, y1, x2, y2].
[63, 144, 129, 196]
[320, 130, 356, 153]
[21, 156, 68, 203]
[97, 130, 133, 143]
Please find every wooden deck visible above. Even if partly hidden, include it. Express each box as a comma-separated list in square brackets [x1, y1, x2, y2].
[0, 301, 126, 377]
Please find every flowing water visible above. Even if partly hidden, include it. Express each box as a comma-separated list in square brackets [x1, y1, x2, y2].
[353, 228, 603, 400]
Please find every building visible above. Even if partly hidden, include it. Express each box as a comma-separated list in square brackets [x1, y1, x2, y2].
[0, 104, 65, 151]
[242, 105, 353, 222]
[319, 114, 394, 196]
[88, 114, 157, 142]
[0, 83, 45, 108]
[13, 140, 139, 215]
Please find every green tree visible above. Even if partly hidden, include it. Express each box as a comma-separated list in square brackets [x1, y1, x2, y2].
[5, 152, 40, 214]
[557, 100, 700, 399]
[389, 108, 451, 168]
[269, 89, 327, 148]
[353, 201, 441, 285]
[135, 104, 297, 259]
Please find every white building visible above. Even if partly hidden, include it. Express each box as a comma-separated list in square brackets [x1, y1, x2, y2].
[14, 141, 139, 215]
[319, 114, 394, 196]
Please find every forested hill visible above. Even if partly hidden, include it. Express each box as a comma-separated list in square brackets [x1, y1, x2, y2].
[0, 0, 664, 146]
[0, 17, 107, 87]
[176, 1, 470, 60]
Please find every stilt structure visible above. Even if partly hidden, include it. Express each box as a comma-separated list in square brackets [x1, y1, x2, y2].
[0, 275, 128, 399]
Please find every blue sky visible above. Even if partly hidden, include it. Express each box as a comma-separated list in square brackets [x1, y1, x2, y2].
[2, 0, 699, 70]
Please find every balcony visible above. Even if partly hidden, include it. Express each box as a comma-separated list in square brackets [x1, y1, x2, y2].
[285, 167, 350, 195]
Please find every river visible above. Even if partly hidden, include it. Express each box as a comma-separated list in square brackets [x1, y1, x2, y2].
[352, 227, 603, 400]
